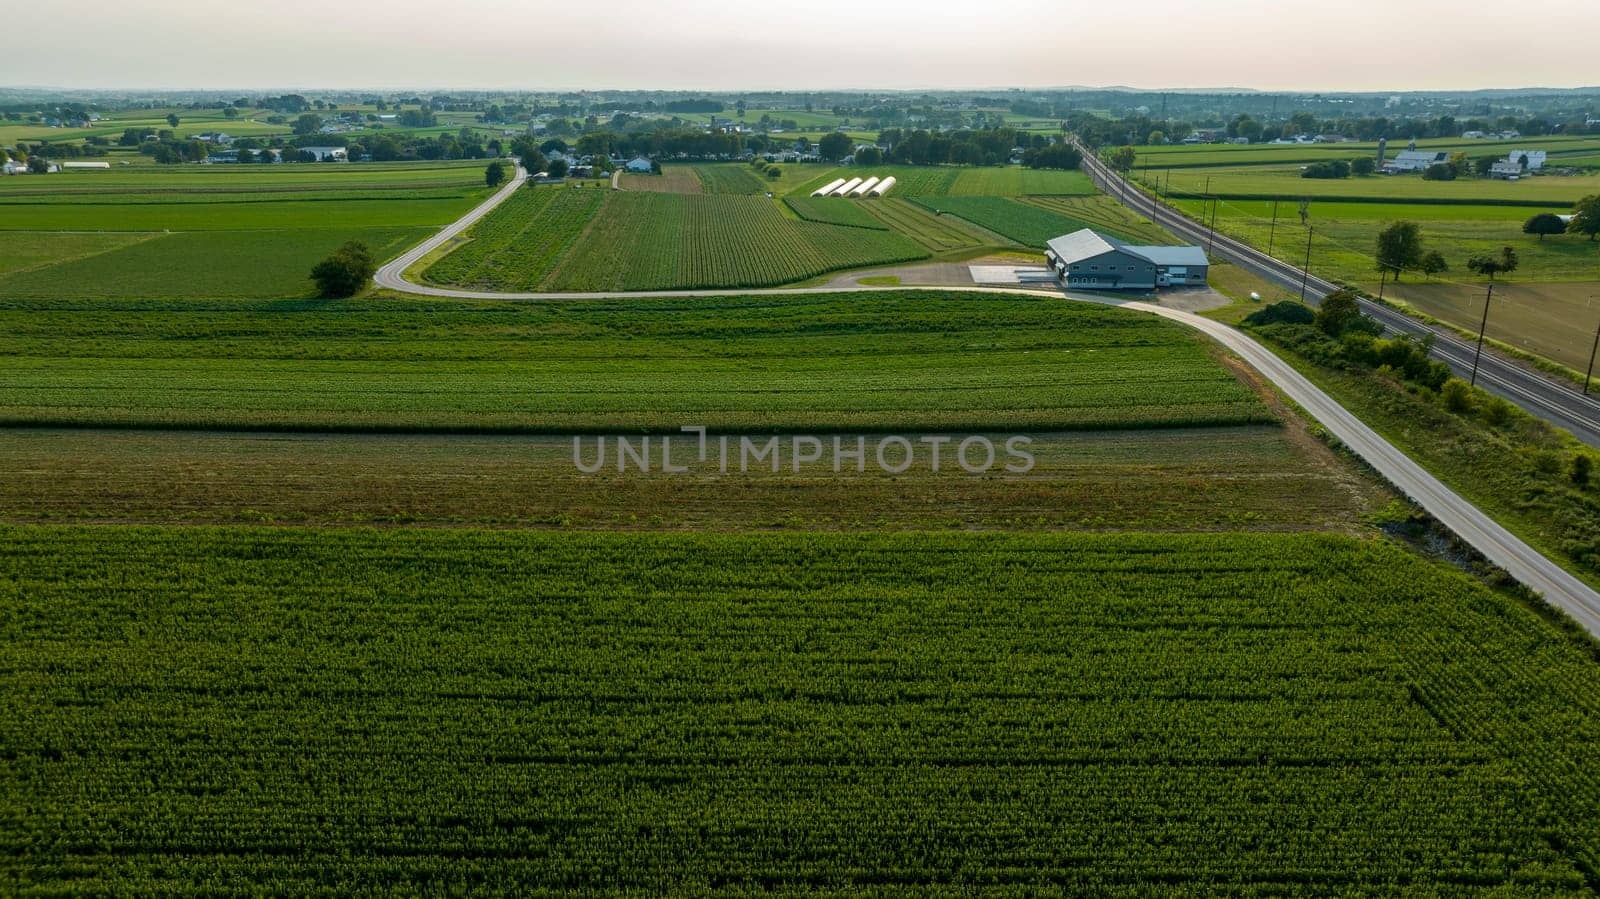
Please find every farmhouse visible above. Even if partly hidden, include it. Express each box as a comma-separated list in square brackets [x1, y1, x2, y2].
[1044, 229, 1208, 290]
[1382, 150, 1448, 174]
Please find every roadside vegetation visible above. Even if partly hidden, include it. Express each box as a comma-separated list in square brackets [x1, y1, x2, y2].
[1221, 282, 1600, 588]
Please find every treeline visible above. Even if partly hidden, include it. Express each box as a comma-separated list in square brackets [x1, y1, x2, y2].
[1075, 110, 1595, 149]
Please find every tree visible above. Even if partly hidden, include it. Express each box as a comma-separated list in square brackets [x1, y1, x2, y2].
[1419, 251, 1448, 279]
[1440, 378, 1475, 413]
[1421, 163, 1455, 181]
[854, 146, 883, 166]
[818, 131, 852, 162]
[1466, 246, 1519, 281]
[1572, 454, 1592, 487]
[1523, 213, 1567, 241]
[1106, 146, 1136, 173]
[166, 113, 179, 129]
[1314, 288, 1362, 336]
[546, 157, 568, 179]
[484, 160, 506, 187]
[1297, 198, 1311, 226]
[1375, 221, 1424, 280]
[27, 155, 50, 173]
[1568, 195, 1600, 241]
[309, 241, 376, 298]
[292, 114, 323, 136]
[1350, 156, 1375, 176]
[223, 107, 238, 120]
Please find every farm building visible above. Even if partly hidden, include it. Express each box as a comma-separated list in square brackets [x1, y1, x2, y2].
[61, 161, 111, 169]
[1505, 150, 1547, 171]
[1044, 229, 1208, 290]
[1488, 161, 1524, 179]
[1382, 150, 1448, 174]
[625, 157, 652, 173]
[298, 146, 347, 162]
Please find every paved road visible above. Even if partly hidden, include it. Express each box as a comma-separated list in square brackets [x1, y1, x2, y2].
[1076, 146, 1600, 447]
[1128, 300, 1600, 636]
[370, 158, 1600, 634]
[373, 164, 529, 293]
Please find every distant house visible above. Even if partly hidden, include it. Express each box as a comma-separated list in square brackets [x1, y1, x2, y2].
[1382, 150, 1448, 174]
[297, 146, 348, 162]
[625, 157, 652, 173]
[1488, 161, 1523, 179]
[1044, 229, 1208, 291]
[193, 131, 234, 145]
[1, 159, 25, 175]
[1461, 130, 1487, 139]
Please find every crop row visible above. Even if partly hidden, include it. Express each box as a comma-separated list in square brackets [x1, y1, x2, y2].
[913, 196, 1124, 247]
[0, 290, 1267, 431]
[861, 198, 988, 252]
[5, 528, 1600, 892]
[691, 164, 766, 195]
[546, 193, 928, 291]
[783, 196, 888, 230]
[423, 187, 602, 290]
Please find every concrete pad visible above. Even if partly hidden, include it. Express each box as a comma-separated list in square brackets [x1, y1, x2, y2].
[969, 266, 1055, 285]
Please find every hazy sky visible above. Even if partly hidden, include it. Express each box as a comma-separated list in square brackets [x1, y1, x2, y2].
[12, 0, 1599, 93]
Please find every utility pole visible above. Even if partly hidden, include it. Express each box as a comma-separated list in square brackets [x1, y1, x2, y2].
[1470, 283, 1495, 387]
[1585, 303, 1600, 397]
[1299, 227, 1314, 303]
[1207, 197, 1218, 255]
[1267, 200, 1278, 257]
[1377, 266, 1387, 302]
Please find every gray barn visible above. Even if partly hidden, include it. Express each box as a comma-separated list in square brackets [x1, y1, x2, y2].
[1044, 229, 1208, 290]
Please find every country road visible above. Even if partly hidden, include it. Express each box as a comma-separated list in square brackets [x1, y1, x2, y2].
[1075, 145, 1600, 448]
[370, 157, 1600, 635]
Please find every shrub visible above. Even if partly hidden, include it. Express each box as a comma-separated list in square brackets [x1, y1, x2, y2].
[1480, 396, 1514, 427]
[1440, 379, 1475, 414]
[1574, 454, 1593, 487]
[1314, 289, 1362, 336]
[1301, 160, 1350, 179]
[1244, 301, 1315, 327]
[309, 241, 376, 298]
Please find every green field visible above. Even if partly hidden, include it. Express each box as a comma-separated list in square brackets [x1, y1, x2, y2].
[1126, 142, 1600, 371]
[1143, 164, 1600, 205]
[0, 228, 426, 300]
[0, 291, 1269, 432]
[0, 423, 1390, 531]
[859, 198, 991, 253]
[783, 196, 889, 230]
[912, 196, 1168, 247]
[0, 160, 492, 299]
[424, 187, 929, 292]
[7, 527, 1600, 892]
[1134, 135, 1600, 170]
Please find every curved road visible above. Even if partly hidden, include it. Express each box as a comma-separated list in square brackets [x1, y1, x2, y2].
[1076, 145, 1600, 447]
[372, 159, 1600, 636]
